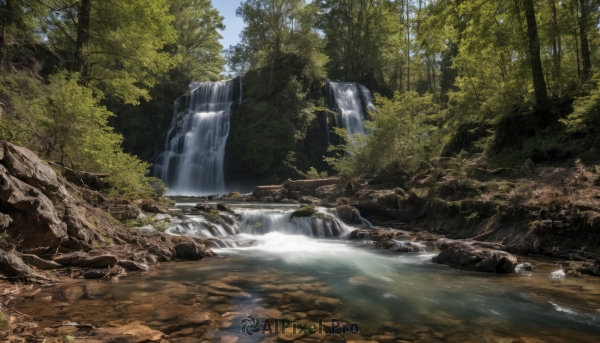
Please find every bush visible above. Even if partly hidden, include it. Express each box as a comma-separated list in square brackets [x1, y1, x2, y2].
[0, 71, 153, 198]
[327, 91, 442, 178]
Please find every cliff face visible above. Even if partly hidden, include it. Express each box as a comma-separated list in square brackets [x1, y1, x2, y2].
[0, 141, 101, 254]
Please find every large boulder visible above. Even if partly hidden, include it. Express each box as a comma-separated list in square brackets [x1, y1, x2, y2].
[0, 164, 68, 251]
[283, 178, 340, 190]
[433, 240, 518, 273]
[108, 203, 142, 222]
[252, 185, 282, 199]
[174, 241, 210, 260]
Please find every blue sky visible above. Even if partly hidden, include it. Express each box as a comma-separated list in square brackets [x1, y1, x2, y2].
[213, 1, 245, 50]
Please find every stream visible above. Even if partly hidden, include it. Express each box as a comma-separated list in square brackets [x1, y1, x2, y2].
[17, 202, 600, 342]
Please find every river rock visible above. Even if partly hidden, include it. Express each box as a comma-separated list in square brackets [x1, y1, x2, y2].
[118, 260, 149, 272]
[21, 254, 63, 270]
[433, 240, 518, 273]
[174, 241, 209, 260]
[252, 185, 283, 199]
[141, 201, 168, 214]
[217, 203, 233, 212]
[335, 205, 362, 225]
[53, 252, 118, 268]
[209, 282, 242, 292]
[0, 249, 34, 276]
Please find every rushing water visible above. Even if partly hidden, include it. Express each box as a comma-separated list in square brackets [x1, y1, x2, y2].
[154, 79, 240, 195]
[18, 202, 600, 342]
[324, 80, 375, 143]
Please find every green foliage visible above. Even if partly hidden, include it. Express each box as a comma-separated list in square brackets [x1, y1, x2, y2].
[125, 216, 172, 232]
[210, 209, 220, 216]
[291, 205, 316, 218]
[0, 71, 152, 198]
[561, 72, 600, 133]
[253, 221, 262, 228]
[306, 167, 328, 179]
[327, 91, 442, 178]
[46, 0, 179, 104]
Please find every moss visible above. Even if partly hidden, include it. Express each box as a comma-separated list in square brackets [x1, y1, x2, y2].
[125, 216, 172, 232]
[291, 205, 316, 218]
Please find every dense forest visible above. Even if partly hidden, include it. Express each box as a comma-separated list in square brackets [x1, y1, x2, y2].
[1, 0, 599, 195]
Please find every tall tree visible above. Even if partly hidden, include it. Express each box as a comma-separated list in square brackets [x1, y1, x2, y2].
[578, 0, 592, 77]
[46, 0, 179, 104]
[523, 0, 548, 105]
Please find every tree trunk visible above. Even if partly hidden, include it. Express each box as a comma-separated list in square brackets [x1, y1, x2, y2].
[578, 0, 592, 77]
[74, 0, 91, 82]
[523, 0, 548, 106]
[0, 0, 12, 64]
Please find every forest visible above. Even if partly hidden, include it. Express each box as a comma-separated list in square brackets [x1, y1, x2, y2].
[1, 0, 599, 194]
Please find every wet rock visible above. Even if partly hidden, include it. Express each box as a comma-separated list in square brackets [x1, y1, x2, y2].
[209, 282, 242, 292]
[178, 312, 212, 326]
[335, 205, 363, 225]
[174, 241, 209, 260]
[63, 286, 85, 300]
[21, 254, 63, 270]
[284, 178, 340, 190]
[0, 250, 34, 276]
[118, 260, 149, 272]
[83, 269, 110, 279]
[141, 201, 168, 214]
[371, 334, 396, 343]
[53, 252, 118, 268]
[206, 296, 229, 304]
[278, 333, 306, 342]
[299, 196, 319, 204]
[217, 203, 233, 212]
[93, 321, 164, 342]
[220, 334, 240, 343]
[433, 241, 518, 273]
[291, 205, 316, 218]
[196, 203, 217, 212]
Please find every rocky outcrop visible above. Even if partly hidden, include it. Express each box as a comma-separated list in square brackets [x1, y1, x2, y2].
[335, 205, 362, 225]
[433, 240, 518, 273]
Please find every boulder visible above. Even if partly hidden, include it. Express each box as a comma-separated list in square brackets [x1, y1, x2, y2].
[141, 201, 168, 214]
[433, 241, 518, 273]
[109, 203, 142, 222]
[196, 203, 217, 212]
[53, 252, 118, 268]
[335, 205, 362, 225]
[252, 185, 283, 199]
[21, 254, 63, 270]
[217, 203, 233, 212]
[174, 241, 208, 260]
[0, 249, 34, 276]
[118, 260, 149, 272]
[299, 196, 318, 204]
[0, 164, 68, 250]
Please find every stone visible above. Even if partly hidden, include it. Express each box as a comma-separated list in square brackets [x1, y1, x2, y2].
[253, 185, 283, 199]
[93, 321, 164, 342]
[53, 252, 118, 268]
[371, 335, 396, 343]
[178, 312, 212, 326]
[217, 203, 233, 212]
[63, 286, 85, 300]
[118, 260, 149, 272]
[21, 254, 63, 270]
[277, 333, 306, 342]
[433, 240, 518, 273]
[141, 201, 168, 214]
[109, 203, 142, 222]
[174, 241, 209, 260]
[209, 282, 242, 292]
[336, 205, 363, 225]
[0, 250, 34, 276]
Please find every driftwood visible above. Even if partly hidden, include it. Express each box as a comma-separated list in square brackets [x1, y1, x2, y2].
[283, 178, 340, 190]
[48, 162, 109, 191]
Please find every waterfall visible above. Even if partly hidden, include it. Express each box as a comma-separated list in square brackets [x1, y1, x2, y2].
[155, 79, 240, 195]
[324, 80, 375, 141]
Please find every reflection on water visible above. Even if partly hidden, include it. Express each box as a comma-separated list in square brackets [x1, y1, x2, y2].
[17, 233, 600, 342]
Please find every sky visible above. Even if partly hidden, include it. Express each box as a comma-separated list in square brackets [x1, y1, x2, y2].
[212, 1, 245, 51]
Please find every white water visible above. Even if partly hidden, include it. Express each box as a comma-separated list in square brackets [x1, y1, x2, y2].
[325, 80, 375, 138]
[155, 80, 238, 195]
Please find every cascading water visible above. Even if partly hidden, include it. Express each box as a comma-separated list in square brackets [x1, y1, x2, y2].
[324, 80, 375, 143]
[154, 78, 241, 195]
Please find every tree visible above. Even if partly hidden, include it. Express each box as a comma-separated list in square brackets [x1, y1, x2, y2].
[522, 0, 548, 106]
[46, 0, 179, 104]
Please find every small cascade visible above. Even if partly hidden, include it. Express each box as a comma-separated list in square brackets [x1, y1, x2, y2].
[324, 80, 375, 142]
[154, 78, 241, 195]
[236, 208, 352, 238]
